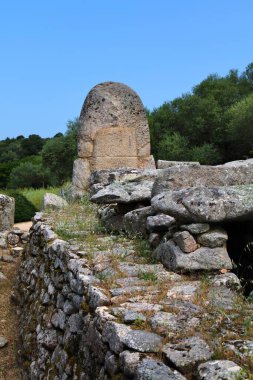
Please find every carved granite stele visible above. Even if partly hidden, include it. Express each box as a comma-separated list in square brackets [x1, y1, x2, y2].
[72, 82, 155, 196]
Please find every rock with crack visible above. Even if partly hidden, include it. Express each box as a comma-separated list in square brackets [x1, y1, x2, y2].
[102, 321, 162, 354]
[152, 185, 253, 223]
[162, 336, 213, 375]
[152, 161, 253, 197]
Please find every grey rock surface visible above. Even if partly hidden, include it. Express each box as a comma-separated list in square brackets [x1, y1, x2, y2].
[90, 168, 159, 187]
[155, 240, 232, 272]
[152, 185, 253, 223]
[42, 193, 68, 211]
[119, 350, 140, 377]
[224, 340, 253, 358]
[124, 206, 154, 237]
[0, 194, 15, 231]
[197, 360, 244, 379]
[173, 231, 198, 253]
[150, 311, 199, 334]
[180, 223, 210, 234]
[91, 181, 154, 204]
[210, 273, 242, 290]
[135, 358, 187, 380]
[152, 162, 253, 196]
[162, 336, 212, 374]
[122, 329, 162, 352]
[147, 214, 176, 232]
[157, 160, 200, 169]
[197, 228, 228, 248]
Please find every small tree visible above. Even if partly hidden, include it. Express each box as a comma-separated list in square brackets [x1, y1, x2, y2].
[7, 162, 51, 189]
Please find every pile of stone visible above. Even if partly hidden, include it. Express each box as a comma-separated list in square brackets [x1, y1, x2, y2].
[90, 160, 253, 277]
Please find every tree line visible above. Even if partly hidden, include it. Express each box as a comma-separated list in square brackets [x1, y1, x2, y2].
[0, 120, 79, 188]
[1, 62, 253, 189]
[148, 62, 253, 164]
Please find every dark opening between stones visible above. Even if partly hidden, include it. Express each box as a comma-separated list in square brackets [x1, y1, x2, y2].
[224, 221, 253, 296]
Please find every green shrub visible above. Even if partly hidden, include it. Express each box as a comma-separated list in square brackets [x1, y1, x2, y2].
[6, 191, 37, 222]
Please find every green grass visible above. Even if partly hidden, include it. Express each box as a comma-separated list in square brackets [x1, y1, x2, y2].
[0, 186, 61, 211]
[21, 187, 60, 210]
[138, 271, 158, 282]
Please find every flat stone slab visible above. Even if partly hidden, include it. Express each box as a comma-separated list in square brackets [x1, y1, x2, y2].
[152, 185, 253, 223]
[166, 282, 200, 300]
[102, 321, 162, 353]
[136, 358, 187, 380]
[90, 168, 159, 186]
[180, 223, 210, 234]
[91, 180, 154, 204]
[152, 162, 253, 196]
[147, 214, 176, 232]
[162, 336, 212, 374]
[210, 273, 242, 290]
[150, 311, 199, 334]
[122, 330, 163, 352]
[155, 240, 232, 272]
[197, 360, 244, 379]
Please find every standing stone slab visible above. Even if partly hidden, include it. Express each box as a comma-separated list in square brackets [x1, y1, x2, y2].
[0, 194, 15, 231]
[72, 82, 155, 193]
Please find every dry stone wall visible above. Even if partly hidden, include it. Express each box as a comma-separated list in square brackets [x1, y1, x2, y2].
[17, 206, 251, 379]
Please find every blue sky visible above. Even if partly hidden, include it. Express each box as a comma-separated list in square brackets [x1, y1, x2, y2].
[0, 0, 253, 139]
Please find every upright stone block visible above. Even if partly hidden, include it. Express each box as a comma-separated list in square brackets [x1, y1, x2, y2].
[72, 82, 155, 195]
[0, 194, 15, 231]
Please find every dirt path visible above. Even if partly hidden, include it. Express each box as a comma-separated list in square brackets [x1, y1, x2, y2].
[14, 221, 32, 232]
[0, 259, 21, 379]
[0, 221, 31, 379]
